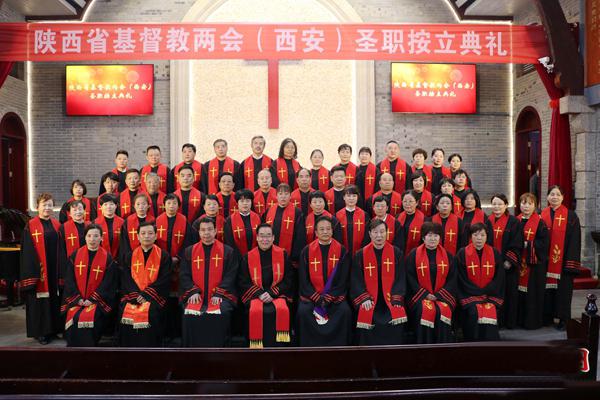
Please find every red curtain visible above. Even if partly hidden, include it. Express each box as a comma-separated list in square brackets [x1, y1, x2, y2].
[0, 62, 13, 89]
[534, 63, 574, 209]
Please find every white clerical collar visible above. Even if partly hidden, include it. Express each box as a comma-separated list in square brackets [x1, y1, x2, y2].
[333, 187, 344, 192]
[239, 211, 250, 217]
[318, 240, 332, 246]
[379, 214, 389, 222]
[252, 154, 263, 160]
[345, 207, 356, 212]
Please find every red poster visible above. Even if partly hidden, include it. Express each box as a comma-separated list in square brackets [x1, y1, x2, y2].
[66, 64, 154, 116]
[391, 63, 476, 114]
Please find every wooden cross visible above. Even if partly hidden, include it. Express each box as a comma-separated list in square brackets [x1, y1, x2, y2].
[210, 166, 218, 177]
[311, 257, 321, 272]
[417, 262, 427, 277]
[482, 261, 494, 276]
[156, 225, 166, 238]
[193, 256, 203, 270]
[174, 231, 184, 243]
[555, 214, 565, 227]
[147, 263, 157, 279]
[410, 227, 420, 240]
[494, 226, 503, 238]
[133, 260, 143, 273]
[283, 216, 294, 230]
[31, 229, 42, 243]
[365, 262, 376, 277]
[447, 229, 456, 242]
[234, 226, 244, 239]
[66, 233, 78, 247]
[467, 261, 478, 276]
[354, 218, 363, 232]
[128, 228, 137, 241]
[329, 254, 339, 266]
[366, 175, 374, 185]
[76, 261, 86, 276]
[245, 167, 253, 178]
[212, 253, 222, 268]
[121, 202, 130, 215]
[438, 260, 447, 275]
[92, 265, 103, 280]
[383, 257, 393, 273]
[524, 228, 534, 241]
[190, 197, 201, 207]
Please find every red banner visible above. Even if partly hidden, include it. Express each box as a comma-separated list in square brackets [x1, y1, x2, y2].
[0, 23, 548, 63]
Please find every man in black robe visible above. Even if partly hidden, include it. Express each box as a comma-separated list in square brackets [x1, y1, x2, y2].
[351, 219, 407, 345]
[239, 223, 293, 348]
[58, 200, 88, 283]
[297, 216, 352, 346]
[180, 216, 239, 347]
[118, 221, 171, 347]
[236, 135, 272, 191]
[203, 139, 240, 195]
[325, 165, 348, 213]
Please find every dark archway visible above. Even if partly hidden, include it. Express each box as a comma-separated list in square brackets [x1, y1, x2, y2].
[0, 112, 27, 212]
[515, 107, 542, 212]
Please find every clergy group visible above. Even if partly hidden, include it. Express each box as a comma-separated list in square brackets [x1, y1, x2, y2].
[19, 136, 582, 347]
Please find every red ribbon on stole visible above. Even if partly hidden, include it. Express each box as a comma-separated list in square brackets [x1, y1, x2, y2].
[247, 246, 289, 348]
[541, 205, 568, 289]
[65, 246, 108, 330]
[414, 244, 452, 328]
[184, 241, 225, 316]
[27, 217, 61, 298]
[517, 213, 541, 292]
[121, 245, 161, 329]
[356, 242, 407, 329]
[174, 188, 203, 223]
[465, 244, 498, 325]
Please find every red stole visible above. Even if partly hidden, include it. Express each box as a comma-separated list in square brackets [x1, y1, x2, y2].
[200, 213, 226, 242]
[414, 244, 452, 327]
[155, 213, 187, 256]
[488, 213, 509, 251]
[541, 205, 569, 288]
[357, 243, 407, 329]
[412, 165, 433, 191]
[173, 160, 203, 190]
[362, 163, 377, 200]
[304, 210, 332, 243]
[381, 215, 396, 244]
[335, 161, 357, 185]
[314, 166, 330, 192]
[308, 239, 342, 293]
[464, 243, 496, 289]
[217, 192, 238, 217]
[275, 158, 301, 188]
[242, 155, 272, 190]
[65, 247, 108, 330]
[336, 207, 366, 255]
[125, 214, 155, 249]
[230, 211, 261, 256]
[146, 191, 166, 218]
[174, 188, 203, 223]
[417, 190, 433, 217]
[379, 158, 407, 193]
[207, 156, 235, 194]
[291, 188, 313, 210]
[324, 188, 341, 212]
[247, 246, 289, 348]
[266, 204, 296, 254]
[460, 208, 485, 224]
[95, 215, 123, 259]
[184, 241, 225, 316]
[121, 245, 162, 328]
[452, 194, 464, 215]
[372, 191, 402, 217]
[141, 163, 168, 193]
[253, 188, 277, 217]
[440, 165, 452, 178]
[432, 213, 460, 255]
[62, 220, 87, 257]
[398, 210, 425, 255]
[517, 213, 541, 292]
[118, 189, 141, 218]
[28, 217, 61, 298]
[66, 197, 92, 222]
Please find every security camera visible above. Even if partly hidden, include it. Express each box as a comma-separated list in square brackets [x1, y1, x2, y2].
[538, 56, 554, 73]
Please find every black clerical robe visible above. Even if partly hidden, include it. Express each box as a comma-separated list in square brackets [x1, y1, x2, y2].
[304, 211, 343, 245]
[456, 244, 505, 341]
[297, 239, 352, 347]
[59, 197, 95, 223]
[94, 215, 124, 260]
[224, 211, 261, 257]
[351, 242, 406, 345]
[264, 204, 306, 264]
[336, 208, 370, 256]
[180, 241, 239, 347]
[377, 158, 412, 193]
[20, 216, 62, 339]
[141, 163, 173, 194]
[174, 188, 205, 223]
[355, 163, 379, 202]
[236, 154, 272, 191]
[98, 168, 126, 195]
[272, 157, 301, 189]
[61, 247, 117, 346]
[203, 157, 240, 194]
[430, 213, 467, 256]
[516, 213, 549, 329]
[239, 246, 293, 348]
[325, 188, 346, 214]
[406, 244, 457, 344]
[430, 165, 451, 196]
[310, 166, 331, 192]
[119, 245, 171, 347]
[118, 214, 154, 265]
[291, 188, 313, 217]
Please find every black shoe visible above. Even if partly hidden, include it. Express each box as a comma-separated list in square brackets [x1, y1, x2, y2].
[37, 336, 49, 345]
[555, 320, 566, 331]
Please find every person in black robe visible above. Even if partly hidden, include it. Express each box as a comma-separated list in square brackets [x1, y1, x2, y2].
[297, 216, 352, 346]
[308, 149, 331, 192]
[406, 222, 457, 344]
[459, 189, 486, 237]
[180, 216, 239, 347]
[355, 147, 380, 202]
[58, 200, 88, 284]
[235, 135, 272, 191]
[140, 145, 174, 194]
[371, 195, 404, 250]
[351, 219, 407, 345]
[376, 140, 412, 193]
[365, 173, 402, 218]
[203, 139, 240, 195]
[224, 189, 261, 257]
[271, 138, 302, 189]
[516, 193, 549, 330]
[96, 171, 120, 206]
[542, 185, 582, 329]
[118, 193, 154, 264]
[59, 180, 96, 223]
[290, 168, 313, 217]
[175, 165, 206, 223]
[452, 169, 470, 201]
[336, 185, 370, 256]
[456, 223, 505, 341]
[326, 166, 348, 213]
[430, 194, 467, 255]
[486, 193, 523, 329]
[20, 193, 62, 344]
[239, 223, 293, 348]
[62, 224, 118, 346]
[306, 191, 343, 244]
[430, 148, 452, 196]
[98, 150, 128, 195]
[144, 172, 166, 219]
[217, 172, 237, 219]
[118, 221, 171, 347]
[448, 153, 473, 189]
[171, 143, 205, 192]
